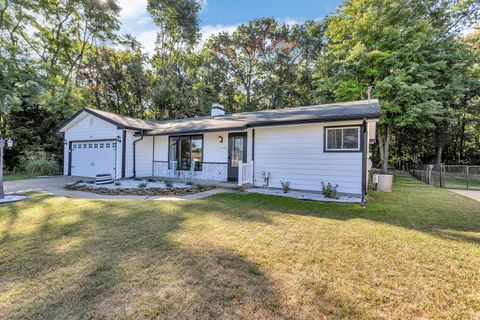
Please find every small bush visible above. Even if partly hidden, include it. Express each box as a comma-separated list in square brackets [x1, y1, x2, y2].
[186, 181, 194, 186]
[23, 157, 60, 176]
[114, 181, 121, 186]
[138, 182, 147, 189]
[147, 178, 157, 182]
[164, 180, 173, 188]
[280, 181, 291, 193]
[133, 177, 142, 181]
[321, 182, 339, 199]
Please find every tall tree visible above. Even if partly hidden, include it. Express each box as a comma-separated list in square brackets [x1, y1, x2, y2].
[205, 18, 323, 112]
[316, 0, 479, 172]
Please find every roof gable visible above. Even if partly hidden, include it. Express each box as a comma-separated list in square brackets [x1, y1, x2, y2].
[57, 108, 156, 133]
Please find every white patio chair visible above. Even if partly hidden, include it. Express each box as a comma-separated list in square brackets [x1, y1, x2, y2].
[189, 160, 196, 180]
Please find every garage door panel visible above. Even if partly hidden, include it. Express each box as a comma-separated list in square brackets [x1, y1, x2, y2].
[71, 140, 117, 177]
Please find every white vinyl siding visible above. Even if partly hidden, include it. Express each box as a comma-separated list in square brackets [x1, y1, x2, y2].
[254, 122, 363, 195]
[133, 136, 154, 177]
[203, 132, 228, 163]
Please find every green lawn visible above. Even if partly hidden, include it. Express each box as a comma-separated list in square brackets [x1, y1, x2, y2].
[4, 174, 31, 182]
[0, 174, 479, 319]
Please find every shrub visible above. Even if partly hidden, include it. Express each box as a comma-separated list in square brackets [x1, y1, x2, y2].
[186, 181, 194, 186]
[114, 181, 121, 186]
[280, 181, 291, 193]
[23, 157, 60, 176]
[321, 182, 339, 199]
[138, 182, 147, 189]
[164, 180, 173, 188]
[147, 178, 157, 182]
[133, 177, 142, 181]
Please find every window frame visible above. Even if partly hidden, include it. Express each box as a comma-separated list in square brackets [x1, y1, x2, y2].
[168, 134, 204, 171]
[324, 125, 362, 152]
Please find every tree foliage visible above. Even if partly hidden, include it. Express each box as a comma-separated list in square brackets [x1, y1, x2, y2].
[0, 0, 479, 172]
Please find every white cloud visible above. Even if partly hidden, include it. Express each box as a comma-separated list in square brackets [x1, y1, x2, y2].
[117, 0, 148, 21]
[136, 29, 157, 56]
[200, 24, 239, 43]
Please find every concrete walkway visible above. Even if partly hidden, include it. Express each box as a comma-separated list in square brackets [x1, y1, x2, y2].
[5, 176, 234, 201]
[448, 189, 480, 203]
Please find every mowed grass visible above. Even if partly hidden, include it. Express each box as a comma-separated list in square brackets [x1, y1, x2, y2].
[1, 174, 479, 319]
[4, 174, 30, 182]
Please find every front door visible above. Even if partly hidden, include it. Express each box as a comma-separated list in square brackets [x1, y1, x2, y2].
[228, 132, 247, 181]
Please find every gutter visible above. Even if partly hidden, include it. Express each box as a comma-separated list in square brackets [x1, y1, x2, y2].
[361, 118, 367, 207]
[132, 130, 145, 178]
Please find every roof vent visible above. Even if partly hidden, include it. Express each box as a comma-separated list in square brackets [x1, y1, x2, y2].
[211, 103, 225, 117]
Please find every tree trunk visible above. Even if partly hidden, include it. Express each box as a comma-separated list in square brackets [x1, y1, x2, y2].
[459, 117, 466, 163]
[381, 125, 391, 174]
[435, 145, 443, 170]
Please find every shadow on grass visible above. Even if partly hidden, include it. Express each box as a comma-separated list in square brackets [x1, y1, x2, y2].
[206, 173, 480, 245]
[1, 173, 477, 318]
[0, 195, 305, 319]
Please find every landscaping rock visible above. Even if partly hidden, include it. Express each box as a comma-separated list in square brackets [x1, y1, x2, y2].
[65, 182, 215, 196]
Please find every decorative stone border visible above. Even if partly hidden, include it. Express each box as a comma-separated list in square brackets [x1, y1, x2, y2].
[65, 182, 215, 196]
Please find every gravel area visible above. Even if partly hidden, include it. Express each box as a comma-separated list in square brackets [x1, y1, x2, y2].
[78, 179, 191, 189]
[0, 195, 28, 204]
[246, 188, 361, 203]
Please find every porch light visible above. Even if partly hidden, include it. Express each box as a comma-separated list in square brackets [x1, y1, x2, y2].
[218, 136, 223, 143]
[6, 138, 13, 148]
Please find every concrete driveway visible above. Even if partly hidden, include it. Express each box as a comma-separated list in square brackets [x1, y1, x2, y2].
[448, 189, 480, 203]
[5, 176, 230, 201]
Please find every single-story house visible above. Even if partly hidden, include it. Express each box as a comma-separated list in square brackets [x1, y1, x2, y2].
[57, 99, 380, 198]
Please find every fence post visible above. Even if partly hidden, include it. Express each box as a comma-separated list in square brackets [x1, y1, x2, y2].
[439, 164, 443, 188]
[466, 165, 469, 190]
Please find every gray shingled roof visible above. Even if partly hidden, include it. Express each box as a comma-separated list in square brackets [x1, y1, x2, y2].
[58, 100, 380, 134]
[85, 108, 158, 130]
[144, 99, 380, 136]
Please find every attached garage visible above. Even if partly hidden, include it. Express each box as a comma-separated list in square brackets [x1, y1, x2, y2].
[70, 140, 118, 177]
[58, 108, 156, 179]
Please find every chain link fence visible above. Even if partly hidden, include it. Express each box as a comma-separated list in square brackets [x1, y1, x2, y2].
[407, 164, 480, 190]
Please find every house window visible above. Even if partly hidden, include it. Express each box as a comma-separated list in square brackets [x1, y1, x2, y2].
[73, 144, 77, 149]
[100, 143, 104, 148]
[94, 144, 98, 148]
[88, 144, 93, 148]
[325, 126, 361, 151]
[78, 144, 82, 149]
[106, 143, 110, 148]
[83, 144, 87, 148]
[168, 135, 203, 171]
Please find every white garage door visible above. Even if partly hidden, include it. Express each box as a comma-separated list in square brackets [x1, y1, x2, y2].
[71, 140, 117, 177]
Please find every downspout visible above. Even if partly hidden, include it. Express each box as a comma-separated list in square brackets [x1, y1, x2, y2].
[133, 131, 145, 178]
[361, 118, 367, 207]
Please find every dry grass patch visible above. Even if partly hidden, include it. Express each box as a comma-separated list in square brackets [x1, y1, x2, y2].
[0, 174, 479, 319]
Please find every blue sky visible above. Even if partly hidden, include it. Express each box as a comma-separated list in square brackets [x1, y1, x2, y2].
[117, 0, 342, 54]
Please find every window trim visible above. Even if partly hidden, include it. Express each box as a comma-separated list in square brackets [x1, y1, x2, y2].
[324, 125, 362, 152]
[168, 134, 204, 171]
